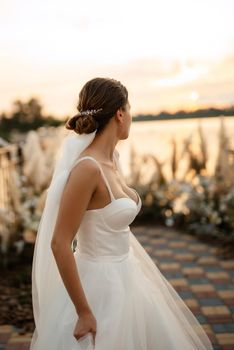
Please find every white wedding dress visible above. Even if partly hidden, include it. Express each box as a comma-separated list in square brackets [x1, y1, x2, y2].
[30, 153, 214, 349]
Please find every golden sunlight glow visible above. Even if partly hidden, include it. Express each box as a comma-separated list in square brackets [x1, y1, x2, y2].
[0, 0, 234, 117]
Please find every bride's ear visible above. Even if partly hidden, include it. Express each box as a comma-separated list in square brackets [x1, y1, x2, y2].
[115, 108, 124, 125]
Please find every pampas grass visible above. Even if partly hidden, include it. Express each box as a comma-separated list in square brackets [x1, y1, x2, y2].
[0, 117, 233, 257]
[129, 116, 234, 246]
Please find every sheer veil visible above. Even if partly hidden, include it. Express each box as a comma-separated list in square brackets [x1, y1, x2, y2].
[30, 129, 97, 349]
[30, 128, 213, 350]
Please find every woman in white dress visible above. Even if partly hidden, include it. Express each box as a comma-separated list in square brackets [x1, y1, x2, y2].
[30, 77, 214, 349]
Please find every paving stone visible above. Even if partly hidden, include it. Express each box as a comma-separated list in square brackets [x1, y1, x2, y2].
[159, 262, 181, 270]
[201, 306, 231, 316]
[212, 323, 234, 333]
[167, 278, 189, 287]
[188, 244, 208, 251]
[163, 272, 185, 279]
[206, 272, 231, 279]
[225, 323, 234, 332]
[212, 324, 228, 333]
[219, 261, 234, 269]
[0, 327, 13, 333]
[174, 253, 195, 261]
[224, 299, 234, 306]
[212, 279, 233, 285]
[187, 278, 211, 285]
[209, 247, 218, 253]
[184, 298, 199, 309]
[153, 249, 173, 256]
[162, 231, 178, 238]
[191, 284, 216, 292]
[222, 291, 234, 299]
[155, 256, 176, 262]
[180, 262, 198, 267]
[5, 335, 31, 350]
[215, 284, 234, 290]
[197, 256, 220, 265]
[177, 291, 194, 299]
[203, 266, 224, 272]
[0, 326, 14, 345]
[168, 241, 187, 248]
[192, 293, 219, 301]
[199, 298, 224, 306]
[208, 316, 234, 324]
[153, 238, 168, 244]
[216, 333, 234, 346]
[182, 267, 205, 275]
[180, 234, 196, 240]
[193, 251, 213, 257]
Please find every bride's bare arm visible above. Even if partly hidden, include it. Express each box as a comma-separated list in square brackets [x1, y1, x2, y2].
[51, 159, 100, 316]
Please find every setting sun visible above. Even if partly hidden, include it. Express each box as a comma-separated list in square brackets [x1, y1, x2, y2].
[189, 91, 199, 101]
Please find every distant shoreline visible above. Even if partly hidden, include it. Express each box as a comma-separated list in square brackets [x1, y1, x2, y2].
[132, 114, 234, 122]
[132, 107, 234, 122]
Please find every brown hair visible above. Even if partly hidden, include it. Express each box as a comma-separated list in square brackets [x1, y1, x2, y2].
[66, 77, 128, 134]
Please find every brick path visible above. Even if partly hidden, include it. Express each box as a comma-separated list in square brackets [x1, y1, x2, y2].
[0, 226, 234, 349]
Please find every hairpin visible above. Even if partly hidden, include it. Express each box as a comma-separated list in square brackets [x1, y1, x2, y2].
[79, 108, 103, 116]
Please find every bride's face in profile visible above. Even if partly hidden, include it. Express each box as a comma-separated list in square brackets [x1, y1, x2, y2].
[118, 101, 132, 140]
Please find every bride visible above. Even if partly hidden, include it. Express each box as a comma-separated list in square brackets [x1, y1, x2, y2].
[30, 77, 213, 349]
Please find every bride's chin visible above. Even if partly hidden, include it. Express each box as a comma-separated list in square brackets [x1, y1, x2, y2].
[119, 129, 130, 140]
[120, 133, 129, 140]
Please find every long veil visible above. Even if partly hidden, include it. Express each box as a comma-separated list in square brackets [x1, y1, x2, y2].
[30, 128, 213, 350]
[30, 129, 97, 349]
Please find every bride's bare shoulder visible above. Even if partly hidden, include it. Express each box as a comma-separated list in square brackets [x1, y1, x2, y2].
[73, 157, 100, 172]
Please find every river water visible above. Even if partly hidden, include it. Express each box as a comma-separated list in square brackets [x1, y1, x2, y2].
[116, 116, 234, 182]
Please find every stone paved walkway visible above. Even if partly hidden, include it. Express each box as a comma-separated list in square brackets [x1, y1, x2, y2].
[0, 226, 234, 349]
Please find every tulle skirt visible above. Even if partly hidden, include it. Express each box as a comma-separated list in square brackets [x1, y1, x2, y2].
[30, 246, 213, 350]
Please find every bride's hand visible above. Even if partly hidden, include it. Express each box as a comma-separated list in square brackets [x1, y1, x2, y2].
[73, 311, 97, 346]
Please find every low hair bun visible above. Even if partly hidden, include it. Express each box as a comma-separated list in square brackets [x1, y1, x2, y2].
[75, 114, 98, 134]
[66, 114, 98, 134]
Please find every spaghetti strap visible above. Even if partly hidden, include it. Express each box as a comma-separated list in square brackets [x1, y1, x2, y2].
[74, 156, 115, 201]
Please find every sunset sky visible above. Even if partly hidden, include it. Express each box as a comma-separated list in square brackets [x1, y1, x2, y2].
[0, 0, 234, 119]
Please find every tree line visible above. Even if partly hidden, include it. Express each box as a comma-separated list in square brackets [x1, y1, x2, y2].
[1, 97, 233, 141]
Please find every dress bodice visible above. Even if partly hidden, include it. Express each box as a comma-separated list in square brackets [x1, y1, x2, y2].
[73, 156, 142, 261]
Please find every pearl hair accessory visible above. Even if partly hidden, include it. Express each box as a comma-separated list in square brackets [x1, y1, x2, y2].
[79, 108, 103, 116]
